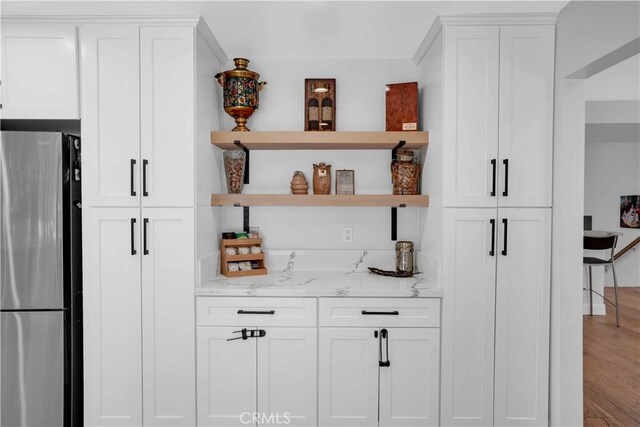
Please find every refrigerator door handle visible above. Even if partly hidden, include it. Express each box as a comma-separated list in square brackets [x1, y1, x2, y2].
[142, 159, 149, 197]
[130, 218, 137, 255]
[130, 159, 136, 196]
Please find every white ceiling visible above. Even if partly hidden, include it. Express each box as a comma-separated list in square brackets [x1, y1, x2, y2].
[1, 1, 568, 60]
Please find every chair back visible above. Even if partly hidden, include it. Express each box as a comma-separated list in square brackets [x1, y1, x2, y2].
[583, 235, 618, 251]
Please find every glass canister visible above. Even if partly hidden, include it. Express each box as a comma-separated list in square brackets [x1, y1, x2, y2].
[391, 149, 420, 195]
[395, 241, 414, 273]
[223, 150, 246, 194]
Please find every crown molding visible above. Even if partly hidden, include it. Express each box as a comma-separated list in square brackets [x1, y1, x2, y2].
[413, 13, 557, 64]
[196, 17, 229, 65]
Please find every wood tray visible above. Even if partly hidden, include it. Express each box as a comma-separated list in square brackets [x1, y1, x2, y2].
[220, 238, 267, 277]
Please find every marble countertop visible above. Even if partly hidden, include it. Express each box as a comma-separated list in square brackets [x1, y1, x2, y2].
[196, 271, 442, 298]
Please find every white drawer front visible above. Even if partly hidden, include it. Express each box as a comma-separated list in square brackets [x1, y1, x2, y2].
[319, 298, 440, 328]
[197, 297, 317, 327]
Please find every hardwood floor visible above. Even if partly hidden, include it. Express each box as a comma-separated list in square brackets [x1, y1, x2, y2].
[584, 287, 640, 427]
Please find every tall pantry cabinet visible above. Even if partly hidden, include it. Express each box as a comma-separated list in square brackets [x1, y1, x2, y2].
[417, 15, 555, 427]
[80, 18, 224, 426]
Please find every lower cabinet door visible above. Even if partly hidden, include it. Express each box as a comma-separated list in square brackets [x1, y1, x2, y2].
[257, 328, 317, 426]
[379, 328, 440, 426]
[494, 208, 551, 426]
[141, 208, 195, 425]
[197, 326, 257, 426]
[83, 207, 142, 426]
[318, 328, 379, 426]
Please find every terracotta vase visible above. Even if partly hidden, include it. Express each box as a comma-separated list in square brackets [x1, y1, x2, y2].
[313, 163, 331, 195]
[290, 171, 309, 195]
[215, 58, 267, 132]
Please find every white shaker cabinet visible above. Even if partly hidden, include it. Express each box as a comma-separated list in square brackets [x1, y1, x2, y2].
[80, 25, 140, 207]
[82, 208, 143, 426]
[318, 328, 380, 427]
[83, 207, 195, 427]
[318, 299, 440, 427]
[196, 298, 318, 427]
[81, 25, 194, 208]
[1, 23, 79, 119]
[440, 208, 551, 426]
[494, 208, 551, 426]
[443, 24, 554, 208]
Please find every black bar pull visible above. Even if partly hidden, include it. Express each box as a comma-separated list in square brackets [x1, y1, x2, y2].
[391, 207, 398, 241]
[142, 159, 149, 197]
[362, 310, 399, 316]
[130, 159, 137, 196]
[379, 329, 390, 367]
[502, 159, 509, 197]
[237, 310, 275, 315]
[501, 218, 508, 256]
[143, 218, 149, 255]
[490, 159, 497, 197]
[130, 218, 137, 255]
[489, 218, 496, 256]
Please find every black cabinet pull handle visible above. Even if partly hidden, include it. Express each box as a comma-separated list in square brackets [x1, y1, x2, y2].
[501, 218, 508, 256]
[379, 329, 390, 367]
[130, 218, 137, 255]
[143, 218, 149, 255]
[237, 310, 275, 315]
[491, 159, 497, 197]
[490, 218, 496, 256]
[362, 310, 399, 316]
[502, 159, 509, 197]
[130, 159, 136, 196]
[142, 159, 149, 197]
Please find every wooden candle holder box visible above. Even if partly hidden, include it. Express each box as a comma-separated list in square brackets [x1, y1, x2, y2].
[220, 238, 267, 277]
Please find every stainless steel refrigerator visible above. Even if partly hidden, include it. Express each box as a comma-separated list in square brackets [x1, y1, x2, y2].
[1, 131, 82, 427]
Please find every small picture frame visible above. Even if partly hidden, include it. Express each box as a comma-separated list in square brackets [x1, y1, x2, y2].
[336, 169, 355, 195]
[305, 78, 336, 131]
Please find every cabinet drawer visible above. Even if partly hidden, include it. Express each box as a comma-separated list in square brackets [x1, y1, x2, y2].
[197, 297, 317, 327]
[319, 298, 440, 328]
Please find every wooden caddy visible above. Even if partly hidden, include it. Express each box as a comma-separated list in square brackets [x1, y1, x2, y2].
[220, 238, 267, 277]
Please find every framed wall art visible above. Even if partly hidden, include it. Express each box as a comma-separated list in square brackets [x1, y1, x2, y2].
[335, 169, 354, 195]
[620, 195, 640, 228]
[305, 78, 335, 131]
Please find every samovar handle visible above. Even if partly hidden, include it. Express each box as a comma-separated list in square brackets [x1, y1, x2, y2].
[214, 72, 225, 87]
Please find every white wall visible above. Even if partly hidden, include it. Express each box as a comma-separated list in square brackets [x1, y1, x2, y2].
[584, 142, 640, 286]
[217, 58, 422, 251]
[551, 1, 639, 425]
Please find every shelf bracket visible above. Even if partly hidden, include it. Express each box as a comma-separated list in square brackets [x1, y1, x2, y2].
[232, 203, 251, 233]
[234, 140, 250, 184]
[391, 140, 406, 161]
[390, 204, 408, 241]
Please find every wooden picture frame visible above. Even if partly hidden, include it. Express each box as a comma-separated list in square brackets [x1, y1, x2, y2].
[305, 78, 336, 131]
[336, 169, 355, 195]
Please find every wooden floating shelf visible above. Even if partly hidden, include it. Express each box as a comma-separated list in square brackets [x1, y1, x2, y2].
[211, 194, 429, 208]
[211, 131, 428, 150]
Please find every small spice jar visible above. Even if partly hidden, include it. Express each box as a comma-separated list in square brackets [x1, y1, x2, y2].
[391, 150, 419, 195]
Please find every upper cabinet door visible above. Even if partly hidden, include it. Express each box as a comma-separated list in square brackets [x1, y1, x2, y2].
[1, 24, 78, 119]
[80, 25, 140, 207]
[141, 208, 195, 426]
[443, 26, 500, 208]
[494, 208, 551, 426]
[498, 26, 555, 207]
[440, 208, 497, 426]
[379, 328, 440, 427]
[140, 27, 195, 207]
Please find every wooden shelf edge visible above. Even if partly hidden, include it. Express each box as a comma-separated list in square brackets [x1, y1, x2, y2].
[211, 131, 428, 150]
[221, 269, 268, 278]
[221, 238, 263, 246]
[225, 254, 265, 262]
[211, 194, 429, 207]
